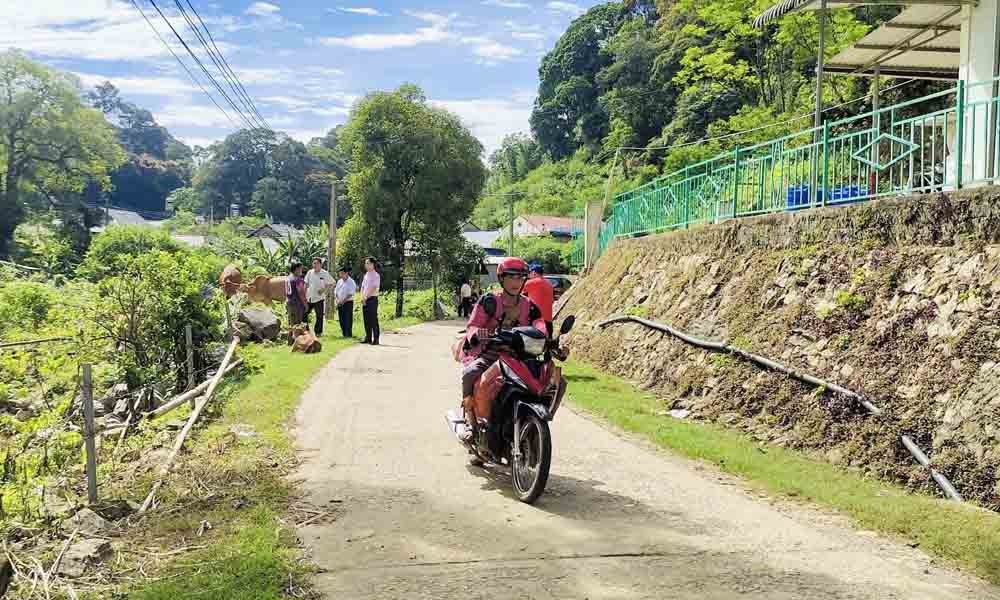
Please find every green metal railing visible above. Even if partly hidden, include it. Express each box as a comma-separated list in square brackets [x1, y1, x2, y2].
[593, 77, 1000, 261]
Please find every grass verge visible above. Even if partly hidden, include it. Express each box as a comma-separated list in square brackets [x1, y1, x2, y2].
[123, 337, 353, 599]
[563, 359, 1000, 585]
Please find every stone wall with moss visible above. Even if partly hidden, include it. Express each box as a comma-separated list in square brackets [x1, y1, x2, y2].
[562, 189, 1000, 507]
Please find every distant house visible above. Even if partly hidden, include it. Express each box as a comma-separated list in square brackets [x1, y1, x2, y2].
[512, 215, 578, 240]
[462, 222, 481, 233]
[90, 207, 168, 233]
[246, 223, 302, 253]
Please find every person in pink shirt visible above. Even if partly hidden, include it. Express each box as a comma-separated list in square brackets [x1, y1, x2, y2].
[360, 257, 381, 345]
[459, 257, 546, 439]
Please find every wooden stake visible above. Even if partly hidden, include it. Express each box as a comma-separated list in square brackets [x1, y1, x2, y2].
[147, 359, 243, 419]
[185, 324, 195, 407]
[81, 365, 98, 505]
[139, 338, 239, 515]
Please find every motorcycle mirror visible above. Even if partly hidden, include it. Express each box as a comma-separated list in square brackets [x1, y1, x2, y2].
[560, 316, 576, 335]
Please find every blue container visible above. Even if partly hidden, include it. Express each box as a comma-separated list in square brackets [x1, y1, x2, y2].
[828, 185, 867, 204]
[786, 185, 814, 210]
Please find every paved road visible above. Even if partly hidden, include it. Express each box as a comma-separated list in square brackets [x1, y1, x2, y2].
[295, 321, 999, 599]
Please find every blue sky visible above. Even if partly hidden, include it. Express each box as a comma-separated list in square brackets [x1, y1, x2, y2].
[1, 0, 604, 155]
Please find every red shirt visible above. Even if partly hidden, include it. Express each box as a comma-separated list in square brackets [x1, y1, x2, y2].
[523, 276, 554, 322]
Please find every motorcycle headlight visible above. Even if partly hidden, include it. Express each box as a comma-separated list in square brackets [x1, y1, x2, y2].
[519, 333, 547, 356]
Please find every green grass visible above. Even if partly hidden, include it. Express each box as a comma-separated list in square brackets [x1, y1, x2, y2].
[563, 359, 1000, 585]
[125, 338, 354, 599]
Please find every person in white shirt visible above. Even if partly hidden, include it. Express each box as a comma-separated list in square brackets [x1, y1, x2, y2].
[360, 257, 381, 345]
[334, 266, 358, 338]
[304, 257, 335, 336]
[459, 281, 473, 317]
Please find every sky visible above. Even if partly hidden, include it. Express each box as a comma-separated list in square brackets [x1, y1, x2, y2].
[1, 0, 605, 156]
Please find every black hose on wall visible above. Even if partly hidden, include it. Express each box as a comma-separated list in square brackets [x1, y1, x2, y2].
[598, 314, 964, 502]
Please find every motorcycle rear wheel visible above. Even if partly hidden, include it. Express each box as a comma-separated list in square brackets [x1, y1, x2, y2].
[511, 414, 551, 504]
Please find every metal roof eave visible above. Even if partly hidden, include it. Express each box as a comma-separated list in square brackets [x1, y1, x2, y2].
[753, 0, 976, 30]
[825, 62, 959, 78]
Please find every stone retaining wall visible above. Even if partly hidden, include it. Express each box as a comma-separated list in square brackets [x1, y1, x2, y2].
[563, 190, 1000, 506]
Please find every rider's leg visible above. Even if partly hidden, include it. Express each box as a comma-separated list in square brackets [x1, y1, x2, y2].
[460, 359, 489, 441]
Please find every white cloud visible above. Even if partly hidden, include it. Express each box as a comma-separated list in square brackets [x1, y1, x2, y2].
[158, 102, 237, 129]
[246, 2, 280, 17]
[482, 0, 529, 8]
[432, 95, 535, 156]
[0, 0, 172, 61]
[461, 37, 522, 63]
[334, 7, 389, 17]
[320, 11, 453, 50]
[233, 66, 345, 85]
[74, 72, 196, 98]
[546, 1, 585, 17]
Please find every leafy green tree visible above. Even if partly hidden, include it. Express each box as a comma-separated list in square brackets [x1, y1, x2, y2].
[77, 225, 183, 281]
[167, 186, 203, 214]
[531, 4, 626, 159]
[339, 85, 486, 317]
[195, 129, 277, 219]
[0, 52, 126, 256]
[486, 133, 546, 193]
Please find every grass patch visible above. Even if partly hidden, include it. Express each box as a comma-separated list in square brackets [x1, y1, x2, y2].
[123, 338, 354, 599]
[563, 359, 1000, 585]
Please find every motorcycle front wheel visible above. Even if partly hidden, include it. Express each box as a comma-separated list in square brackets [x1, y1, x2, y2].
[511, 413, 551, 504]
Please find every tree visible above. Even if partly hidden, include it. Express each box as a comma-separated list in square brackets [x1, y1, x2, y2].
[339, 85, 486, 317]
[195, 129, 276, 218]
[0, 52, 126, 256]
[167, 186, 203, 213]
[486, 133, 546, 192]
[530, 4, 626, 159]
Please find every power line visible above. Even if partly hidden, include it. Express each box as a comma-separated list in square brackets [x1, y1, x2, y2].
[174, 0, 272, 130]
[145, 0, 258, 130]
[129, 0, 239, 129]
[171, 0, 264, 129]
[183, 0, 271, 130]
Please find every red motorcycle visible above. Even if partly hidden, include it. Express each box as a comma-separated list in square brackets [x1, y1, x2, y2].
[447, 316, 576, 504]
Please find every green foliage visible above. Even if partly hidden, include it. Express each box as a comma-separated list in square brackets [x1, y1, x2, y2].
[12, 220, 76, 275]
[835, 290, 867, 311]
[0, 51, 127, 256]
[167, 186, 202, 214]
[195, 131, 342, 225]
[91, 249, 222, 387]
[0, 281, 54, 335]
[77, 225, 183, 281]
[339, 84, 486, 317]
[485, 133, 547, 193]
[496, 235, 574, 274]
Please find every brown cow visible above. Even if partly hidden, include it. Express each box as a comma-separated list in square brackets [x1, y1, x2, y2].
[244, 275, 290, 305]
[219, 264, 242, 298]
[289, 324, 322, 354]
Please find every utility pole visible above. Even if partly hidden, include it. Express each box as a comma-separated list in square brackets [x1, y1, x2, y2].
[327, 179, 338, 317]
[508, 194, 515, 256]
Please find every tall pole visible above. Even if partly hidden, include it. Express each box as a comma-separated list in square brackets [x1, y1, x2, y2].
[812, 0, 827, 205]
[82, 364, 98, 505]
[508, 195, 515, 256]
[327, 179, 338, 317]
[814, 0, 827, 131]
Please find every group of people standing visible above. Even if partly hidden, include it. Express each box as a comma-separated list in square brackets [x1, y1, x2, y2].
[284, 257, 383, 345]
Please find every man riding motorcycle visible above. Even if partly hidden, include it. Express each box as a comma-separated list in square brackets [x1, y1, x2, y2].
[460, 257, 547, 441]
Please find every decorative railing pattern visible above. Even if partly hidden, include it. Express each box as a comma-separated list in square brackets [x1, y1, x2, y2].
[589, 78, 1000, 263]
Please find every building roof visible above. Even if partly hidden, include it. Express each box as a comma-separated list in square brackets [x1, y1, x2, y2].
[463, 230, 503, 248]
[517, 215, 579, 235]
[247, 223, 302, 240]
[462, 222, 481, 232]
[826, 4, 963, 79]
[172, 234, 207, 248]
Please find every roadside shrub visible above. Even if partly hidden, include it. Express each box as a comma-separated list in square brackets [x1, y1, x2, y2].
[78, 225, 183, 281]
[0, 281, 55, 335]
[92, 249, 223, 388]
